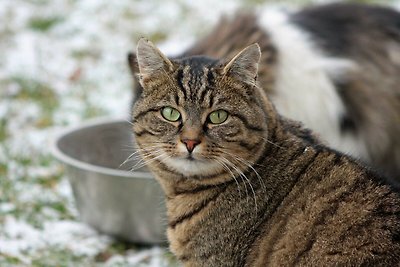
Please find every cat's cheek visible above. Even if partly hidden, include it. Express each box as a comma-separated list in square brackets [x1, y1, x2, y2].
[146, 117, 178, 136]
[208, 126, 241, 142]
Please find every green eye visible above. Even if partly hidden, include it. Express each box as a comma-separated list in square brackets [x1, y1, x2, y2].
[209, 110, 228, 124]
[161, 106, 181, 122]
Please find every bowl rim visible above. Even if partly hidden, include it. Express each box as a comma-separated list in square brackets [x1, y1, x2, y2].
[51, 116, 154, 179]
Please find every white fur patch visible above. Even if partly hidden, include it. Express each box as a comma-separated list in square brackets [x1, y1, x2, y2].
[258, 8, 369, 160]
[162, 157, 222, 176]
[161, 143, 223, 176]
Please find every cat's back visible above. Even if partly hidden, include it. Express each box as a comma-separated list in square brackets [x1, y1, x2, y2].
[248, 147, 400, 266]
[291, 3, 400, 57]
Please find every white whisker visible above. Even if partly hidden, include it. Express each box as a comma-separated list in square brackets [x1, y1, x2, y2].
[219, 151, 259, 213]
[260, 136, 284, 149]
[119, 145, 163, 168]
[130, 151, 167, 171]
[219, 157, 250, 204]
[211, 157, 242, 197]
[125, 119, 134, 126]
[230, 155, 266, 193]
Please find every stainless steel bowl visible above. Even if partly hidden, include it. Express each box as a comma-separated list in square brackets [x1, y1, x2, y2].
[52, 118, 166, 244]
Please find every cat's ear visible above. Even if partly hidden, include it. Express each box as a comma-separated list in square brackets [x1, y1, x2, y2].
[136, 38, 174, 80]
[222, 43, 261, 85]
[127, 52, 138, 75]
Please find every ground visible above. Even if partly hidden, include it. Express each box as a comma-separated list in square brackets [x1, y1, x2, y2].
[0, 0, 394, 266]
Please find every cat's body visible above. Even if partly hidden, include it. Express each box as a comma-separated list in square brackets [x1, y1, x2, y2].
[129, 3, 400, 181]
[131, 37, 400, 266]
[165, 120, 400, 266]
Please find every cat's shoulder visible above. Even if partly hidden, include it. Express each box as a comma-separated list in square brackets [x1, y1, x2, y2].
[280, 115, 400, 190]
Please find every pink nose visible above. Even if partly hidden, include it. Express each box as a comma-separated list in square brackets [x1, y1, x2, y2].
[182, 139, 201, 153]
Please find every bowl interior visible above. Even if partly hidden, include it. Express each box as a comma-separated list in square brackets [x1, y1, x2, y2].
[57, 120, 146, 173]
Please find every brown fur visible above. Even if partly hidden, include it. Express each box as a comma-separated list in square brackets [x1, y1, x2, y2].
[131, 39, 400, 266]
[128, 3, 400, 182]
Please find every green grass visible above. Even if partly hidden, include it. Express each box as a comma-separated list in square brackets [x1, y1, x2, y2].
[28, 16, 64, 32]
[0, 162, 6, 177]
[7, 76, 59, 128]
[30, 248, 91, 267]
[94, 241, 138, 263]
[0, 162, 14, 204]
[73, 82, 107, 119]
[71, 49, 101, 60]
[147, 31, 168, 44]
[0, 119, 7, 142]
[10, 77, 58, 110]
[0, 253, 23, 267]
[0, 147, 71, 226]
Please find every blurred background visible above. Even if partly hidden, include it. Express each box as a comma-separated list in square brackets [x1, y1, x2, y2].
[0, 0, 396, 266]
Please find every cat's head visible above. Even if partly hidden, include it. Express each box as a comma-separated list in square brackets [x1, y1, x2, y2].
[131, 39, 272, 180]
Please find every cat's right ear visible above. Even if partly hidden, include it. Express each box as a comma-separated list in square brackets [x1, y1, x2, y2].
[136, 38, 174, 82]
[127, 52, 138, 76]
[222, 43, 261, 86]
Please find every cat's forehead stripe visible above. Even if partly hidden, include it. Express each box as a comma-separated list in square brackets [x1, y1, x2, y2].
[196, 66, 209, 101]
[181, 65, 192, 101]
[176, 68, 187, 101]
[176, 62, 216, 105]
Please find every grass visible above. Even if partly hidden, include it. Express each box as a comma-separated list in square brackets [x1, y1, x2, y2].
[0, 253, 22, 267]
[7, 76, 59, 128]
[71, 49, 101, 60]
[28, 16, 64, 32]
[30, 248, 91, 267]
[9, 77, 59, 110]
[0, 119, 7, 142]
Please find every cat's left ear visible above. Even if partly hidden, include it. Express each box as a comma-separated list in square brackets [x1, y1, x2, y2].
[222, 43, 261, 85]
[136, 38, 174, 81]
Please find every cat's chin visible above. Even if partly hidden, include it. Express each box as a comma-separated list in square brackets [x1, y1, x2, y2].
[161, 156, 222, 177]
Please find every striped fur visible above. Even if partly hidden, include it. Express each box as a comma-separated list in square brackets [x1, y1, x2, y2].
[132, 39, 400, 266]
[129, 3, 400, 182]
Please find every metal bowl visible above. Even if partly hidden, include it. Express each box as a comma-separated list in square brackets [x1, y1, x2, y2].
[52, 117, 166, 244]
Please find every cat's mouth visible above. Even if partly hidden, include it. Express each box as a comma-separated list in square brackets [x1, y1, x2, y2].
[161, 155, 222, 177]
[179, 153, 206, 163]
[186, 154, 195, 161]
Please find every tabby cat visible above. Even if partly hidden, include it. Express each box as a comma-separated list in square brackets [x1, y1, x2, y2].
[128, 3, 400, 182]
[131, 38, 400, 266]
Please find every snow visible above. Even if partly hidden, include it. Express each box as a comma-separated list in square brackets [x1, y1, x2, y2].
[0, 216, 112, 264]
[0, 217, 43, 263]
[106, 247, 166, 266]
